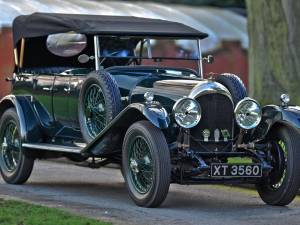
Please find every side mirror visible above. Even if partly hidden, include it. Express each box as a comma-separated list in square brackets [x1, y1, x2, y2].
[203, 55, 214, 64]
[78, 54, 91, 64]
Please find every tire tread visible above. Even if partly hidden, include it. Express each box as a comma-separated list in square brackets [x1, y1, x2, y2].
[215, 73, 247, 105]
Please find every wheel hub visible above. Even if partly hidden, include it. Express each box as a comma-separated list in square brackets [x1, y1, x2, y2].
[1, 138, 8, 153]
[130, 159, 139, 174]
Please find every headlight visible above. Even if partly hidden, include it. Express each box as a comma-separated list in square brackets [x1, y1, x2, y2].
[173, 98, 201, 128]
[234, 98, 262, 130]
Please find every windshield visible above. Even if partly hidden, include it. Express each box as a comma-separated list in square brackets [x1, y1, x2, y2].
[98, 36, 201, 73]
[99, 37, 200, 60]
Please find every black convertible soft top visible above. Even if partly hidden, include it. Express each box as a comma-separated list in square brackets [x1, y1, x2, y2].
[12, 13, 208, 46]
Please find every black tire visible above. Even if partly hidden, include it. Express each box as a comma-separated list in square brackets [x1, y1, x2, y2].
[78, 70, 122, 143]
[215, 73, 247, 105]
[256, 126, 300, 206]
[0, 108, 34, 184]
[122, 120, 171, 207]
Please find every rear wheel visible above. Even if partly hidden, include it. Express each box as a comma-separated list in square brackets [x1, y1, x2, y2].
[256, 126, 300, 206]
[0, 108, 34, 184]
[122, 121, 171, 207]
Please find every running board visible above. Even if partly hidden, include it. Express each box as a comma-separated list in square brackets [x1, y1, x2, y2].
[22, 143, 83, 154]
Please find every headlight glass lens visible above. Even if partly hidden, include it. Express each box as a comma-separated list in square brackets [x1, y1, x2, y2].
[234, 98, 262, 130]
[173, 98, 201, 128]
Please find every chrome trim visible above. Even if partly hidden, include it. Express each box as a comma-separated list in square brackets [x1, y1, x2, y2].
[94, 35, 101, 70]
[172, 97, 202, 128]
[197, 39, 203, 78]
[280, 93, 290, 107]
[188, 81, 233, 104]
[22, 143, 82, 153]
[234, 97, 262, 130]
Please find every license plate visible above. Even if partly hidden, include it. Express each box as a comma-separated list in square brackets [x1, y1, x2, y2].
[210, 163, 262, 177]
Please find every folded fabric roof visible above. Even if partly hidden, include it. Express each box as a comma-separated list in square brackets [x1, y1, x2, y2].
[13, 12, 208, 46]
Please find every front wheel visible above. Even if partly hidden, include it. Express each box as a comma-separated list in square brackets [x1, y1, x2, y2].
[256, 126, 300, 206]
[0, 108, 34, 184]
[122, 121, 171, 207]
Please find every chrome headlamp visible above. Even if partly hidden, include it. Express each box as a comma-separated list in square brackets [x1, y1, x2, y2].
[173, 98, 201, 128]
[234, 98, 262, 130]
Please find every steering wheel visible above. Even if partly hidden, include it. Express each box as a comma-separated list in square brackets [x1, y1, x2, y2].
[99, 51, 122, 66]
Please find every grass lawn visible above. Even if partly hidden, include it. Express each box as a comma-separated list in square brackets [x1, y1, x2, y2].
[0, 198, 111, 225]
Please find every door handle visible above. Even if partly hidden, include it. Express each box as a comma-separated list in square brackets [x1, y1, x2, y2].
[42, 87, 58, 92]
[42, 87, 53, 91]
[64, 87, 71, 93]
[42, 87, 51, 91]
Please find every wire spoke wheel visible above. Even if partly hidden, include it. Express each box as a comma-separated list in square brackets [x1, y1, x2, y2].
[123, 121, 171, 207]
[83, 84, 106, 138]
[0, 108, 34, 184]
[0, 121, 21, 173]
[269, 140, 287, 189]
[256, 126, 300, 206]
[128, 136, 154, 194]
[79, 71, 122, 143]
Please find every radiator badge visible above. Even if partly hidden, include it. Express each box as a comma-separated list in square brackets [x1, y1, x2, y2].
[221, 129, 230, 141]
[214, 129, 220, 142]
[202, 129, 210, 142]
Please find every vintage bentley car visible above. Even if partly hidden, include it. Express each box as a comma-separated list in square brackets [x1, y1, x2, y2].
[1, 13, 300, 208]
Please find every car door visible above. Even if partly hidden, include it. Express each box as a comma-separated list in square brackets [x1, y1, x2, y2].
[32, 73, 55, 128]
[68, 74, 84, 130]
[52, 74, 71, 127]
[52, 72, 83, 139]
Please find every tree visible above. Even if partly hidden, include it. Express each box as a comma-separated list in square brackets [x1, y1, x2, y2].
[247, 0, 300, 105]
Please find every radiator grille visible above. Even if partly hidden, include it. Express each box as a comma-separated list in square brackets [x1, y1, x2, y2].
[190, 93, 234, 151]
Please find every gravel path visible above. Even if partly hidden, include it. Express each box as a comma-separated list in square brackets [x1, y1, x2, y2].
[0, 160, 299, 225]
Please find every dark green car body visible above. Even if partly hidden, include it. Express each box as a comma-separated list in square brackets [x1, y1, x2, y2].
[3, 13, 300, 208]
[1, 12, 300, 187]
[5, 65, 300, 159]
[7, 67, 198, 152]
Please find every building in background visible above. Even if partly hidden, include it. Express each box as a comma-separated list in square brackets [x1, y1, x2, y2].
[0, 0, 248, 98]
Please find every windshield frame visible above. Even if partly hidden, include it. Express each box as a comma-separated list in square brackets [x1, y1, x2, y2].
[93, 35, 203, 78]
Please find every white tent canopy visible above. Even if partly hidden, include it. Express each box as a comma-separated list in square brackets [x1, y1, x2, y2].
[0, 0, 248, 53]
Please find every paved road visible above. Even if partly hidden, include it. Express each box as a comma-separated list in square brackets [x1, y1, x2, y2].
[0, 160, 300, 225]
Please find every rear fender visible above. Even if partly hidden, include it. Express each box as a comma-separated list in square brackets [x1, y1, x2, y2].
[0, 95, 43, 143]
[251, 105, 300, 141]
[81, 102, 170, 156]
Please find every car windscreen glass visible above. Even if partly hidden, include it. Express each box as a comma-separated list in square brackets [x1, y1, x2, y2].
[99, 37, 199, 60]
[136, 38, 199, 60]
[46, 33, 87, 57]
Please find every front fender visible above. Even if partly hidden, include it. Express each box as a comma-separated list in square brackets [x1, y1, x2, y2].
[82, 102, 170, 156]
[0, 95, 43, 143]
[252, 105, 300, 141]
[136, 102, 170, 129]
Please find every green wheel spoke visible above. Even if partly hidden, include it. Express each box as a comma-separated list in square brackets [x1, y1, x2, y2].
[0, 121, 21, 173]
[83, 84, 106, 138]
[128, 136, 154, 194]
[270, 140, 288, 189]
